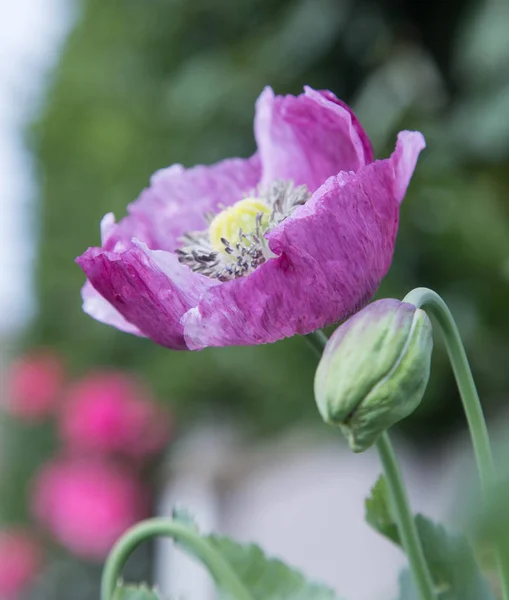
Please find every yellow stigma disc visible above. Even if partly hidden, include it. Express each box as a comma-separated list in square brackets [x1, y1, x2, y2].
[209, 197, 271, 255]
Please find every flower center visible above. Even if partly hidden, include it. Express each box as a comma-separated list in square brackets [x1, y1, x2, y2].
[208, 197, 271, 255]
[176, 180, 311, 281]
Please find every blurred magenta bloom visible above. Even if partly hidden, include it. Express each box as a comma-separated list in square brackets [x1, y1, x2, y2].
[32, 458, 148, 560]
[3, 351, 64, 420]
[0, 530, 41, 600]
[77, 86, 425, 350]
[59, 372, 171, 459]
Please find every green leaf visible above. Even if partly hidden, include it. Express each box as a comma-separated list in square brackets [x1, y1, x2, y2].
[207, 535, 341, 600]
[172, 509, 344, 600]
[365, 475, 400, 545]
[113, 583, 163, 600]
[365, 476, 495, 600]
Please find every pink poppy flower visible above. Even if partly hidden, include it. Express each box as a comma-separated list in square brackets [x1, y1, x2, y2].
[0, 529, 41, 600]
[32, 458, 148, 561]
[59, 372, 171, 459]
[3, 351, 64, 420]
[77, 86, 425, 350]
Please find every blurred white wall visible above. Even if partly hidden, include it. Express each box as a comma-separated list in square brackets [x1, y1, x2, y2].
[0, 0, 73, 337]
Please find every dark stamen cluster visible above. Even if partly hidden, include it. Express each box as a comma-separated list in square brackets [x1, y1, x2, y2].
[175, 232, 221, 278]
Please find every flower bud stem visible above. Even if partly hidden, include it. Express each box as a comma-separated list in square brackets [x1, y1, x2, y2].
[376, 432, 436, 600]
[403, 287, 509, 600]
[403, 288, 494, 487]
[100, 518, 255, 600]
[307, 331, 437, 600]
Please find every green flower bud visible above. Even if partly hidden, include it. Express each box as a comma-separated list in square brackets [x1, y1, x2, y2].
[314, 299, 433, 452]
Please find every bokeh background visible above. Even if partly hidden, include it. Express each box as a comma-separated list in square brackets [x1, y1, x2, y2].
[1, 0, 509, 598]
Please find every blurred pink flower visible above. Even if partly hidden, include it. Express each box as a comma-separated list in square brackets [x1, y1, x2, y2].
[3, 351, 64, 421]
[0, 529, 41, 600]
[58, 372, 171, 459]
[32, 458, 148, 561]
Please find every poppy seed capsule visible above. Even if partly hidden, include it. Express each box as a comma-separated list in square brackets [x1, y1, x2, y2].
[314, 299, 433, 452]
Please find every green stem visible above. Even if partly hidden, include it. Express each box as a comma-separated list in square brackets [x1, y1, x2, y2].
[403, 287, 495, 488]
[376, 432, 436, 600]
[101, 518, 255, 600]
[306, 331, 436, 600]
[403, 287, 509, 600]
[305, 330, 329, 357]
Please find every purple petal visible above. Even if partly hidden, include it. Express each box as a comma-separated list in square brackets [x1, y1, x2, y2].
[389, 130, 426, 203]
[255, 86, 373, 192]
[101, 154, 261, 253]
[81, 280, 144, 337]
[182, 131, 425, 349]
[77, 243, 219, 350]
[313, 88, 374, 165]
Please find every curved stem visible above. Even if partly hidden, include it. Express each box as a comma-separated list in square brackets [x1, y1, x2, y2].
[403, 287, 509, 600]
[376, 433, 436, 600]
[101, 518, 255, 600]
[306, 330, 436, 600]
[403, 287, 495, 488]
